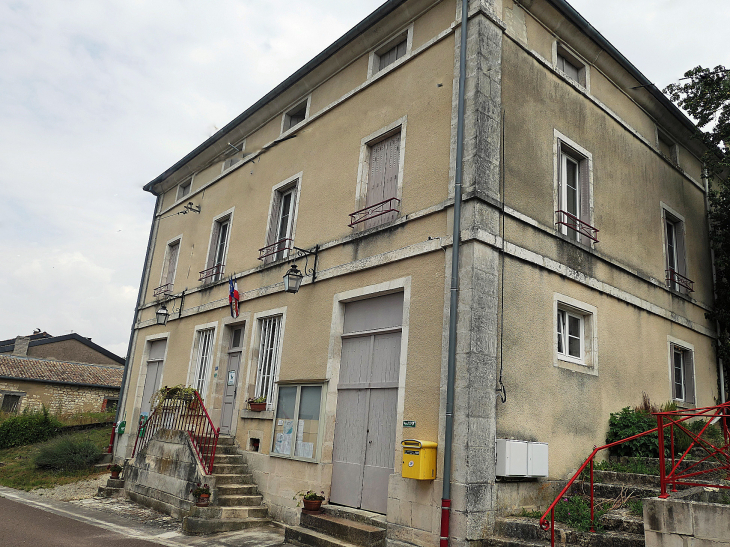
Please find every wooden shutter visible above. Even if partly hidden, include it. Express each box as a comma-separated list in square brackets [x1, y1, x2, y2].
[207, 222, 221, 270]
[676, 221, 688, 293]
[579, 157, 591, 245]
[557, 142, 564, 215]
[684, 351, 695, 404]
[166, 242, 179, 286]
[149, 340, 166, 361]
[365, 133, 400, 229]
[265, 192, 283, 263]
[669, 342, 677, 399]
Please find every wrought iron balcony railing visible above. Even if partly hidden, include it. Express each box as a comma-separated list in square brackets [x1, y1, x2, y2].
[153, 283, 173, 297]
[348, 197, 400, 228]
[258, 238, 293, 262]
[555, 210, 599, 243]
[666, 268, 695, 293]
[199, 263, 224, 282]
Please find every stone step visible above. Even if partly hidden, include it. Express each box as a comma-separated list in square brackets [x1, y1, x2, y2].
[320, 504, 387, 530]
[217, 494, 263, 507]
[212, 444, 239, 455]
[212, 463, 247, 474]
[96, 486, 124, 498]
[601, 513, 644, 535]
[214, 453, 246, 465]
[592, 470, 661, 488]
[300, 512, 386, 547]
[485, 537, 549, 547]
[105, 478, 124, 489]
[493, 517, 644, 547]
[217, 483, 259, 496]
[572, 480, 659, 500]
[98, 453, 113, 464]
[213, 473, 254, 485]
[216, 435, 236, 446]
[189, 505, 269, 519]
[182, 516, 271, 535]
[285, 525, 361, 547]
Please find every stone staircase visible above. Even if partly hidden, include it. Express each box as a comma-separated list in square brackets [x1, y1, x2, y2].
[182, 435, 272, 534]
[285, 504, 387, 547]
[487, 467, 660, 547]
[96, 452, 126, 498]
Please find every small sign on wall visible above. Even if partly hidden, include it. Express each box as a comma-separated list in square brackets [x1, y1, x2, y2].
[403, 420, 416, 428]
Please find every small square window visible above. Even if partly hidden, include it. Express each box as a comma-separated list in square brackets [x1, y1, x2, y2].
[556, 45, 587, 87]
[669, 342, 695, 405]
[283, 101, 308, 132]
[1, 394, 21, 413]
[657, 131, 678, 165]
[557, 309, 584, 362]
[177, 180, 191, 201]
[369, 28, 411, 78]
[554, 294, 597, 375]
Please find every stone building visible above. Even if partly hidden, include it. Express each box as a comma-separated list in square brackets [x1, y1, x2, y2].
[114, 0, 723, 545]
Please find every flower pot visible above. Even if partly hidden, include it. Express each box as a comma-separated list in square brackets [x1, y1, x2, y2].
[196, 493, 210, 507]
[110, 471, 120, 479]
[303, 499, 323, 512]
[249, 402, 267, 412]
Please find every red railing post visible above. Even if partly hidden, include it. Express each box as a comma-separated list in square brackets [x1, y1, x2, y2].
[670, 420, 678, 492]
[589, 457, 595, 532]
[550, 508, 555, 547]
[106, 422, 116, 454]
[657, 414, 669, 498]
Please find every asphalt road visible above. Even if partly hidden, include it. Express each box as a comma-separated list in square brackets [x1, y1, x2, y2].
[0, 496, 166, 547]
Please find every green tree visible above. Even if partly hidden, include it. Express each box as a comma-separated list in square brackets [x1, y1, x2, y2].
[664, 66, 730, 399]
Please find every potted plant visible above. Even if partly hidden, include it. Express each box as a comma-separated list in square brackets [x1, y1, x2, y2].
[108, 463, 123, 479]
[191, 483, 211, 507]
[247, 396, 267, 412]
[295, 490, 326, 512]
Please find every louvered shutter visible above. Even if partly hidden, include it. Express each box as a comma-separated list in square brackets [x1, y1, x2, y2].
[684, 351, 695, 404]
[557, 142, 564, 217]
[676, 222, 688, 293]
[265, 192, 283, 263]
[166, 243, 179, 286]
[207, 222, 221, 270]
[579, 157, 591, 245]
[365, 133, 400, 229]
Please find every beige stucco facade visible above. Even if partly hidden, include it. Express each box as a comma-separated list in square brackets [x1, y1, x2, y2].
[115, 1, 721, 545]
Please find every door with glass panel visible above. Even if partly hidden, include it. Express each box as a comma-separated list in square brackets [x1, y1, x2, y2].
[221, 325, 244, 435]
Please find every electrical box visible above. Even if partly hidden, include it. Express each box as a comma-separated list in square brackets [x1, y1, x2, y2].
[496, 439, 548, 478]
[401, 439, 437, 480]
[527, 442, 549, 477]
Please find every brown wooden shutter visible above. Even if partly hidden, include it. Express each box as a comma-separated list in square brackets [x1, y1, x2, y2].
[579, 157, 591, 245]
[207, 222, 220, 270]
[365, 133, 400, 229]
[684, 351, 695, 404]
[265, 191, 283, 263]
[166, 242, 179, 286]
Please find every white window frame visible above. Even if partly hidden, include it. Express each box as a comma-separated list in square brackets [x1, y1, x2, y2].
[281, 97, 311, 135]
[660, 203, 688, 293]
[251, 313, 285, 411]
[159, 235, 182, 290]
[354, 117, 407, 220]
[667, 336, 696, 406]
[553, 42, 590, 91]
[188, 323, 218, 402]
[367, 24, 413, 79]
[553, 293, 598, 375]
[176, 178, 192, 201]
[263, 174, 302, 262]
[553, 130, 594, 245]
[269, 383, 327, 462]
[204, 208, 234, 283]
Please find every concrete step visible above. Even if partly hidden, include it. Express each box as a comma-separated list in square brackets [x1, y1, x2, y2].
[96, 486, 124, 498]
[592, 470, 661, 488]
[300, 512, 386, 547]
[320, 505, 387, 530]
[572, 480, 659, 500]
[285, 525, 361, 547]
[214, 453, 246, 465]
[213, 473, 254, 485]
[212, 463, 247, 474]
[212, 444, 239, 455]
[485, 537, 549, 547]
[216, 435, 236, 446]
[601, 513, 644, 535]
[182, 516, 271, 535]
[189, 505, 269, 519]
[98, 453, 113, 464]
[217, 494, 263, 507]
[494, 517, 644, 547]
[217, 483, 259, 496]
[106, 478, 124, 489]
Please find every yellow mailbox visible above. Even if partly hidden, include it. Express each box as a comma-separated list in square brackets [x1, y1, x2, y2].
[401, 439, 437, 480]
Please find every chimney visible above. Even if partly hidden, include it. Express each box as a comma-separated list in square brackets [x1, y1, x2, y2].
[12, 336, 30, 357]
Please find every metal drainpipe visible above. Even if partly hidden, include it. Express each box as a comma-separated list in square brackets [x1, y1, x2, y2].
[440, 0, 469, 545]
[114, 194, 161, 448]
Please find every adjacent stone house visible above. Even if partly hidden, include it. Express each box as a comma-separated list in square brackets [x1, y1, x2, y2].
[115, 0, 724, 545]
[0, 332, 124, 414]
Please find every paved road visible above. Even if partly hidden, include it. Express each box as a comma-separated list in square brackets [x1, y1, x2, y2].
[0, 496, 166, 547]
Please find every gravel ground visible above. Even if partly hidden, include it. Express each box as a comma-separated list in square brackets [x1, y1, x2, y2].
[32, 475, 109, 501]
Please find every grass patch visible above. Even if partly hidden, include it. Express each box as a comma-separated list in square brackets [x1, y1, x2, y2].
[627, 499, 643, 516]
[592, 459, 660, 476]
[0, 428, 108, 490]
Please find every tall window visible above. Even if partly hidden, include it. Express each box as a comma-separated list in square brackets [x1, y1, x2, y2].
[192, 329, 215, 400]
[664, 209, 690, 293]
[254, 316, 282, 410]
[203, 216, 230, 282]
[556, 139, 595, 244]
[670, 343, 695, 405]
[264, 183, 298, 263]
[160, 240, 180, 290]
[363, 132, 400, 229]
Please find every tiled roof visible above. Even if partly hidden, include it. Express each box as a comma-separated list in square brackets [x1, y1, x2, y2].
[0, 354, 123, 388]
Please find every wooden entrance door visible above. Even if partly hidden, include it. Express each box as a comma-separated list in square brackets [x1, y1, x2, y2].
[221, 326, 244, 435]
[330, 293, 403, 514]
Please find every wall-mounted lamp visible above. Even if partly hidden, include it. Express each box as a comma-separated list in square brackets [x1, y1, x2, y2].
[156, 305, 170, 325]
[283, 264, 304, 294]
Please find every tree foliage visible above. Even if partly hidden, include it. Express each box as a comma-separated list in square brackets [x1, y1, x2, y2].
[665, 66, 730, 397]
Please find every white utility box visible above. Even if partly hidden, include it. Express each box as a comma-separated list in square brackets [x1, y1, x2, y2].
[496, 439, 548, 478]
[495, 439, 528, 476]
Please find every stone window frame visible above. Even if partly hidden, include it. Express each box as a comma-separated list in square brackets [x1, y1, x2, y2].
[262, 172, 303, 263]
[667, 336, 696, 407]
[132, 332, 170, 421]
[280, 96, 311, 135]
[553, 293, 598, 376]
[176, 177, 193, 201]
[0, 390, 25, 413]
[366, 23, 414, 79]
[552, 42, 590, 92]
[186, 321, 219, 403]
[243, 306, 288, 413]
[660, 202, 689, 295]
[159, 234, 183, 290]
[269, 382, 327, 463]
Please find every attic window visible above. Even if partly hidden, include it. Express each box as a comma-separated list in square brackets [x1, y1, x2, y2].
[370, 30, 411, 77]
[283, 101, 308, 132]
[556, 45, 586, 87]
[176, 179, 191, 201]
[658, 131, 678, 165]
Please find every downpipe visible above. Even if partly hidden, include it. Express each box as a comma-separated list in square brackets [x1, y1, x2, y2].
[441, 0, 469, 545]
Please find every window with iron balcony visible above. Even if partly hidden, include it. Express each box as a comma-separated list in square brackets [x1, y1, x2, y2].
[554, 137, 598, 244]
[200, 215, 231, 283]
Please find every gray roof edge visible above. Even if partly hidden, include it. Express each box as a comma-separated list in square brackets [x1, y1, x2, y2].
[545, 0, 699, 135]
[0, 333, 124, 365]
[143, 0, 409, 194]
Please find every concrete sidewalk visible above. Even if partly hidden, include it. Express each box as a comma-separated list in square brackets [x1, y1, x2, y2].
[0, 486, 287, 547]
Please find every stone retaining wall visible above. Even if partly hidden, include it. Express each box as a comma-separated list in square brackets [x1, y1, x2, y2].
[644, 491, 730, 547]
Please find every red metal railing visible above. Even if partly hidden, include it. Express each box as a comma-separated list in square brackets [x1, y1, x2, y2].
[348, 197, 400, 227]
[153, 283, 173, 297]
[199, 263, 224, 282]
[555, 210, 599, 243]
[131, 389, 220, 475]
[539, 401, 730, 547]
[666, 268, 695, 293]
[258, 238, 293, 261]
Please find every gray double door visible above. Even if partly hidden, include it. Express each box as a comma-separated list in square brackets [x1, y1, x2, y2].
[330, 293, 403, 514]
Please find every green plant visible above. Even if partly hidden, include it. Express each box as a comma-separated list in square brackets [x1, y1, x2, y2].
[108, 463, 123, 473]
[0, 407, 62, 449]
[553, 496, 607, 532]
[519, 508, 543, 518]
[34, 437, 101, 471]
[293, 490, 326, 506]
[151, 385, 197, 413]
[191, 482, 211, 497]
[247, 396, 266, 404]
[627, 499, 643, 516]
[606, 407, 659, 458]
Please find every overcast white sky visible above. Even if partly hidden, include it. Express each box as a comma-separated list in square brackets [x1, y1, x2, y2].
[1, 0, 728, 358]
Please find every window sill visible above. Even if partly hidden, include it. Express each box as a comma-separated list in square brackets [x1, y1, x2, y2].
[555, 358, 597, 376]
[240, 409, 274, 420]
[269, 452, 319, 464]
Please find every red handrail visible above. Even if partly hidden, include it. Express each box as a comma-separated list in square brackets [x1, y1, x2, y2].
[539, 401, 730, 546]
[131, 389, 220, 474]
